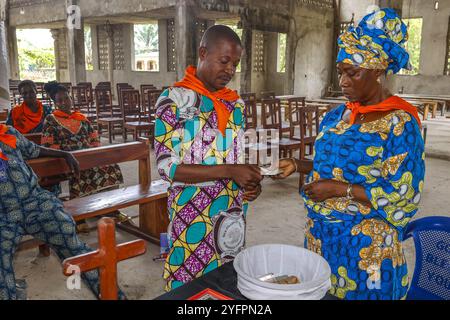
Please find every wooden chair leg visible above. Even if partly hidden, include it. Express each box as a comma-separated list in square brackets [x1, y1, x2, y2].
[108, 123, 113, 144]
[299, 173, 305, 191]
[39, 244, 51, 257]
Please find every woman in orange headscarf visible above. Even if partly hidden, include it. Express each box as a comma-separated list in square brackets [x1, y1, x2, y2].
[275, 8, 425, 300]
[42, 81, 123, 200]
[6, 80, 52, 134]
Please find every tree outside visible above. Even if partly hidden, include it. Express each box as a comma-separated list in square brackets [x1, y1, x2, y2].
[134, 24, 159, 71]
[17, 29, 55, 81]
[85, 26, 94, 71]
[400, 18, 423, 76]
[278, 33, 287, 73]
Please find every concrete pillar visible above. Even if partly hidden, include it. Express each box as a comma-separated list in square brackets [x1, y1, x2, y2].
[51, 29, 61, 82]
[90, 25, 99, 71]
[158, 19, 168, 74]
[66, 0, 86, 84]
[239, 20, 253, 94]
[175, 0, 197, 80]
[7, 26, 19, 80]
[379, 0, 403, 15]
[0, 1, 10, 110]
[105, 23, 115, 98]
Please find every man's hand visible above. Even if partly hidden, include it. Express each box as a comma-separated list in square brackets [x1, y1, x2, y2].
[243, 184, 262, 202]
[228, 165, 263, 190]
[64, 152, 80, 178]
[303, 180, 346, 202]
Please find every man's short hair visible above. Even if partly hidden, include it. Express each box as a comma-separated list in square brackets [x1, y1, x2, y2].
[200, 25, 242, 50]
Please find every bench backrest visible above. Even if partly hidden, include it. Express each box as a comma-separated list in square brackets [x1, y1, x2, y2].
[24, 133, 42, 145]
[28, 139, 151, 187]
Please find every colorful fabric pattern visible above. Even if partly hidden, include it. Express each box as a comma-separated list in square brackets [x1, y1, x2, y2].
[42, 114, 123, 199]
[302, 104, 425, 300]
[6, 103, 52, 134]
[337, 8, 410, 74]
[0, 127, 101, 300]
[154, 87, 247, 291]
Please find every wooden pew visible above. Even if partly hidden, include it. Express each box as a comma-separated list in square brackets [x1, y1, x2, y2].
[24, 133, 42, 145]
[0, 110, 7, 124]
[20, 139, 169, 254]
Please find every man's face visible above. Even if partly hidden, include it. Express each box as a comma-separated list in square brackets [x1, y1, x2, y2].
[337, 63, 381, 102]
[20, 85, 37, 106]
[197, 39, 242, 91]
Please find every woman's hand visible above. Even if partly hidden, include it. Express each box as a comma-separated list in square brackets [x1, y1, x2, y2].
[243, 184, 262, 202]
[228, 165, 263, 190]
[303, 180, 346, 202]
[273, 159, 297, 180]
[64, 152, 80, 178]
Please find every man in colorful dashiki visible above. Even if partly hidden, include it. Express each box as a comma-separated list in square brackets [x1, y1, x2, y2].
[6, 80, 52, 134]
[0, 123, 121, 300]
[275, 8, 425, 300]
[42, 81, 123, 199]
[155, 25, 264, 291]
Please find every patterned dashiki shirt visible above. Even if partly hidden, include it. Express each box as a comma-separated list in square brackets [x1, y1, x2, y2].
[154, 87, 248, 291]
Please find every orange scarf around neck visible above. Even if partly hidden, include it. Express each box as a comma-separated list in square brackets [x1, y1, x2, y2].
[0, 124, 17, 161]
[346, 95, 422, 127]
[53, 110, 88, 122]
[11, 100, 44, 134]
[174, 66, 240, 135]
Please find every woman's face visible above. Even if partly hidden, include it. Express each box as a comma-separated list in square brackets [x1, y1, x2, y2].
[337, 63, 383, 102]
[20, 84, 37, 106]
[55, 90, 73, 113]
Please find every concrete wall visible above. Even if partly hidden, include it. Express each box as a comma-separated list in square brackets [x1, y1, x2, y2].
[292, 4, 335, 98]
[9, 0, 176, 27]
[83, 20, 177, 90]
[265, 32, 287, 95]
[340, 0, 450, 95]
[386, 0, 450, 94]
[340, 0, 379, 22]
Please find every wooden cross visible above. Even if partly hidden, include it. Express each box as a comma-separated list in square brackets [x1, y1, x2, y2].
[63, 217, 147, 300]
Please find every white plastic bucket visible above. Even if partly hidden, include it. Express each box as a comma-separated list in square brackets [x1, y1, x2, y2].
[233, 244, 332, 300]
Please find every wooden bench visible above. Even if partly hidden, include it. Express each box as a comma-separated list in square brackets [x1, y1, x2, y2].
[20, 138, 169, 254]
[24, 133, 42, 145]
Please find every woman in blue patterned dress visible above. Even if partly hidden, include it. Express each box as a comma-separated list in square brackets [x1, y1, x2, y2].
[276, 8, 425, 300]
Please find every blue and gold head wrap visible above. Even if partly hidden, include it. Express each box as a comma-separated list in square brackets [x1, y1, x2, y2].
[337, 8, 410, 74]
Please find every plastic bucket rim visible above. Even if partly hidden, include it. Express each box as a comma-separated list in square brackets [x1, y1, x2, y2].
[233, 244, 331, 291]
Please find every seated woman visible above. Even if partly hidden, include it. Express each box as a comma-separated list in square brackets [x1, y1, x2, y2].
[276, 8, 425, 300]
[42, 81, 123, 199]
[6, 80, 52, 134]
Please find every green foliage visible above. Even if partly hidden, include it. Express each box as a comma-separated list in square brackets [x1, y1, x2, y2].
[134, 24, 159, 54]
[17, 30, 55, 81]
[85, 26, 94, 71]
[400, 18, 423, 75]
[278, 33, 287, 73]
[18, 45, 55, 70]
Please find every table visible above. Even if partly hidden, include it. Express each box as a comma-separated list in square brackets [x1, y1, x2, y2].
[156, 262, 338, 300]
